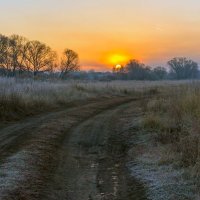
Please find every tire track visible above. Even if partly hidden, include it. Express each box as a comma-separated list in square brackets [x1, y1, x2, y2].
[0, 97, 136, 199]
[44, 101, 147, 200]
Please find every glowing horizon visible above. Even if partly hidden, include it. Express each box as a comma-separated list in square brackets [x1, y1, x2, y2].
[1, 0, 200, 71]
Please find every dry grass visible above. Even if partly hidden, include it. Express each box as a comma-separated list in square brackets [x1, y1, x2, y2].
[0, 78, 197, 122]
[0, 78, 140, 121]
[142, 82, 200, 188]
[0, 78, 92, 121]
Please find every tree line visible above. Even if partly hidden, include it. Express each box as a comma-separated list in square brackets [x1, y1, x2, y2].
[0, 33, 199, 80]
[113, 58, 199, 80]
[0, 34, 79, 78]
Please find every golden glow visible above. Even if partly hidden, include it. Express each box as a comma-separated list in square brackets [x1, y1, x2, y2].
[107, 54, 130, 66]
[2, 1, 200, 70]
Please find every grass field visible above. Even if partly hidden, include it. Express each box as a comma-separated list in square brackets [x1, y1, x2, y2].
[0, 77, 194, 121]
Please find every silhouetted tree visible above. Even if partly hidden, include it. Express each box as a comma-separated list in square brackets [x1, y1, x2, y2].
[60, 49, 80, 79]
[0, 33, 84, 79]
[25, 40, 57, 77]
[126, 59, 152, 80]
[168, 57, 199, 79]
[0, 34, 8, 65]
[112, 65, 127, 80]
[9, 35, 28, 76]
[0, 34, 12, 74]
[153, 66, 167, 80]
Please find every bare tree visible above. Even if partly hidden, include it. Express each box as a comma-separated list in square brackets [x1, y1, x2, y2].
[168, 57, 199, 79]
[1, 33, 81, 79]
[25, 40, 57, 76]
[0, 34, 8, 65]
[0, 34, 29, 76]
[9, 35, 28, 76]
[60, 49, 80, 79]
[112, 65, 127, 80]
[126, 59, 152, 80]
[153, 66, 167, 80]
[0, 34, 12, 74]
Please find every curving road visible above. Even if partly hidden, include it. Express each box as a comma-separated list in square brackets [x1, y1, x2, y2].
[0, 97, 146, 200]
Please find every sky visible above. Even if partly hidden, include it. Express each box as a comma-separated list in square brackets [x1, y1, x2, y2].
[1, 0, 200, 71]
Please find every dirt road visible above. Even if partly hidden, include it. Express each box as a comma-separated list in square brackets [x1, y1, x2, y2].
[0, 97, 146, 200]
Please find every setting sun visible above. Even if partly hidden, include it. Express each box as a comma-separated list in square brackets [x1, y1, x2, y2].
[115, 64, 122, 70]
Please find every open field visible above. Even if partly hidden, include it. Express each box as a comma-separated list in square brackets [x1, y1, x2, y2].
[0, 78, 200, 199]
[0, 77, 196, 122]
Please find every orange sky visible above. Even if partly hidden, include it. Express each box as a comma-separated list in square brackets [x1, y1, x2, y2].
[1, 0, 200, 71]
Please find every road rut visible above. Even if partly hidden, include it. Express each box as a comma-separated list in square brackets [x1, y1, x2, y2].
[0, 97, 146, 200]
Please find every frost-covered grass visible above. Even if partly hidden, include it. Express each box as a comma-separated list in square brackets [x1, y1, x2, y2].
[0, 78, 93, 121]
[0, 77, 197, 122]
[128, 131, 197, 200]
[141, 82, 200, 196]
[0, 78, 140, 121]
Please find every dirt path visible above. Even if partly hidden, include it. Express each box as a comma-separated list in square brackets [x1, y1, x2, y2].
[0, 97, 146, 200]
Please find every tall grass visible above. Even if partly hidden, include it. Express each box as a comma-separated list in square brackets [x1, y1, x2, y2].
[142, 82, 200, 185]
[0, 78, 141, 121]
[0, 77, 196, 122]
[0, 78, 88, 121]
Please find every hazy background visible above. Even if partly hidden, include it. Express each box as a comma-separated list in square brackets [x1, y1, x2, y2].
[1, 0, 200, 70]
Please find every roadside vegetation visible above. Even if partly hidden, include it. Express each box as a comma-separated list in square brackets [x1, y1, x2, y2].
[140, 82, 200, 196]
[0, 77, 192, 122]
[0, 78, 140, 122]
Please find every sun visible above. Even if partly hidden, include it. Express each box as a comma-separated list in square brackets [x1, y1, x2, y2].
[115, 64, 122, 70]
